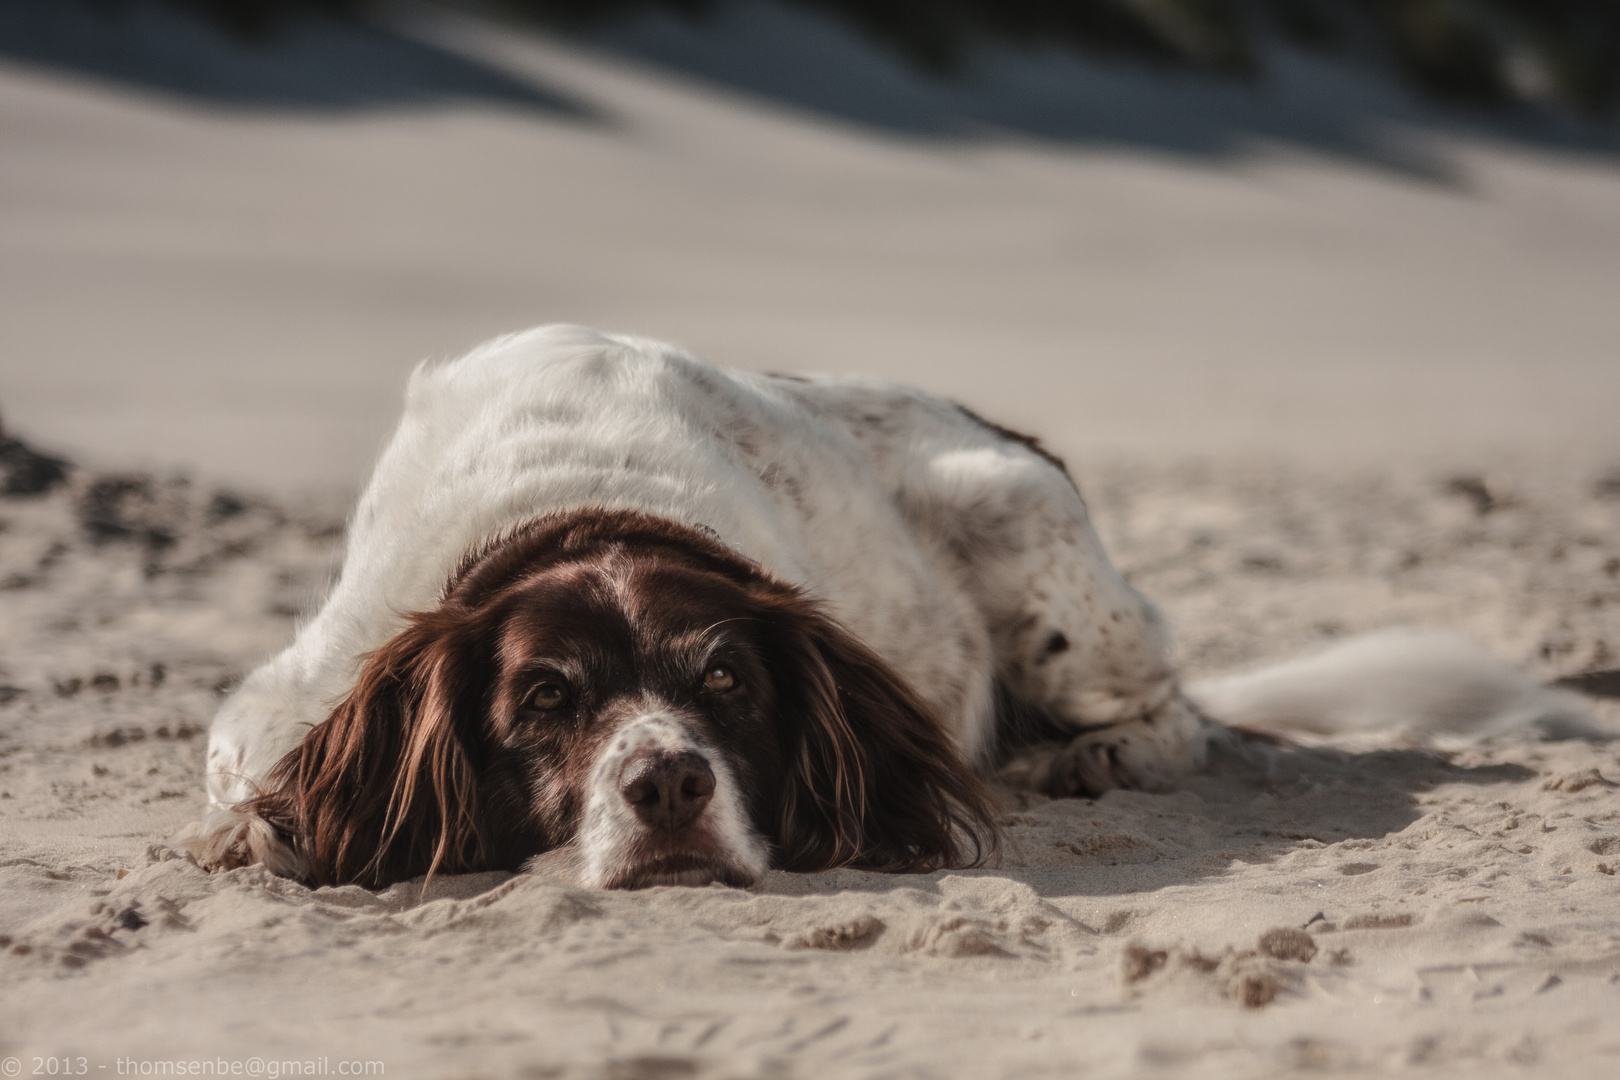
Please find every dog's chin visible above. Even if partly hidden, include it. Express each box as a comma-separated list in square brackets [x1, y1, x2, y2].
[604, 852, 757, 891]
[521, 843, 757, 891]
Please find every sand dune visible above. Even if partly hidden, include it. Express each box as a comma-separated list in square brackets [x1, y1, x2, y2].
[3, 2, 1620, 493]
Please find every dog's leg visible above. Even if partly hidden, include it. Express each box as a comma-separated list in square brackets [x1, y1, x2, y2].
[902, 418, 1212, 796]
[995, 696, 1212, 797]
[793, 381, 1212, 795]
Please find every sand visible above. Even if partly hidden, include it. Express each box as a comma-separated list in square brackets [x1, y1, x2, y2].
[2, 454, 1618, 1078]
[3, 3, 1620, 1077]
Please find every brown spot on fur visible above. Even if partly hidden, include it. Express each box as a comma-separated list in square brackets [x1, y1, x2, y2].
[953, 403, 1075, 487]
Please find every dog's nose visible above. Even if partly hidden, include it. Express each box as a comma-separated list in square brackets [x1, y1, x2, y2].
[618, 750, 716, 832]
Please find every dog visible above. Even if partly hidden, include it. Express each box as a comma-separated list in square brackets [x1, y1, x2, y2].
[190, 325, 1590, 889]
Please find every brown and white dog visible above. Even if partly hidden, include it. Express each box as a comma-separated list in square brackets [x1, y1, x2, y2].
[191, 325, 1586, 890]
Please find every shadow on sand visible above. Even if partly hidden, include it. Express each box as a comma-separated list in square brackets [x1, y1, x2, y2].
[0, 0, 593, 116]
[4, 1, 1618, 178]
[571, 2, 1620, 178]
[763, 739, 1542, 900]
[1020, 740, 1539, 899]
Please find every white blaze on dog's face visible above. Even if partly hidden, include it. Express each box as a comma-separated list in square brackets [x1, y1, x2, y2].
[550, 709, 768, 889]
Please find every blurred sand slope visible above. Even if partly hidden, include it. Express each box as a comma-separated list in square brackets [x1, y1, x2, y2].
[1, 2, 1618, 491]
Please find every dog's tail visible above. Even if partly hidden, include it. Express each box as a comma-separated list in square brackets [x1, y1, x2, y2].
[1184, 628, 1614, 742]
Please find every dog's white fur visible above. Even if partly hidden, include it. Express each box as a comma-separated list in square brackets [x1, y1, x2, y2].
[571, 710, 769, 888]
[202, 325, 1594, 878]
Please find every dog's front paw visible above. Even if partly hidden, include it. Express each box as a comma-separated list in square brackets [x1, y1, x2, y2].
[177, 807, 306, 878]
[999, 696, 1212, 798]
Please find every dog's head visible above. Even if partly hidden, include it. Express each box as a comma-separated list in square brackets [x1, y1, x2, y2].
[245, 510, 997, 889]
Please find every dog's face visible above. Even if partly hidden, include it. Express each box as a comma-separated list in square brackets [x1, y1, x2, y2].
[246, 511, 996, 889]
[479, 556, 786, 889]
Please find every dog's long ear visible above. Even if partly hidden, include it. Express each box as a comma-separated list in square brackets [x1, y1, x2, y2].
[243, 611, 487, 888]
[760, 593, 1000, 873]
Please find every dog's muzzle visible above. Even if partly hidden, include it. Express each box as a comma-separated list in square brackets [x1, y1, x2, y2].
[554, 711, 770, 890]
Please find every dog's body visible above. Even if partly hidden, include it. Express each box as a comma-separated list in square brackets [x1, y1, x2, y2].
[197, 325, 1586, 890]
[201, 325, 1209, 886]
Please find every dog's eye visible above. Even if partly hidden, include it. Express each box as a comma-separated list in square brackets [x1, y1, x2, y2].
[524, 682, 569, 711]
[701, 665, 736, 694]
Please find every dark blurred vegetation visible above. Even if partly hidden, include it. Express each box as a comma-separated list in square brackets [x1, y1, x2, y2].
[157, 0, 1620, 117]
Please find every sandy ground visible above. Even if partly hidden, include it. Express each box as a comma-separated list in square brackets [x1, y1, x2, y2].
[3, 3, 1620, 1077]
[2, 454, 1618, 1078]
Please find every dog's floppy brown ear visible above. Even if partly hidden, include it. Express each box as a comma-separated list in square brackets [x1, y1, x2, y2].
[759, 593, 1000, 873]
[243, 611, 487, 888]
